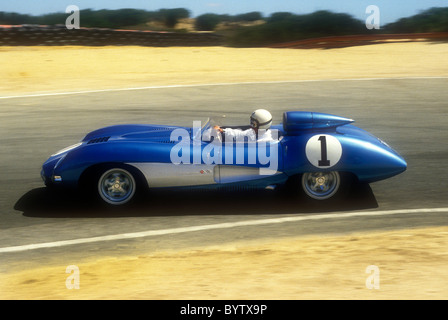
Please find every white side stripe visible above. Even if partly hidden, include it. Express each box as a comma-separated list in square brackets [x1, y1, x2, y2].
[1, 207, 447, 253]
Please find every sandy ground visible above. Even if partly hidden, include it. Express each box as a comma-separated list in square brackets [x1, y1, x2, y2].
[1, 226, 448, 300]
[1, 42, 447, 96]
[1, 42, 448, 300]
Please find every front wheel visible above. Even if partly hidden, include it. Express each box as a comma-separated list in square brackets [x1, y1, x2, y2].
[301, 171, 341, 201]
[97, 167, 137, 206]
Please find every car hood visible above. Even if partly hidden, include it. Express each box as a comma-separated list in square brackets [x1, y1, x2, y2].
[82, 124, 188, 143]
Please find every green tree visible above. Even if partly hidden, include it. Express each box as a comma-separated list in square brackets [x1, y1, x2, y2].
[228, 10, 367, 47]
[195, 13, 222, 31]
[385, 7, 448, 33]
[233, 11, 263, 22]
[158, 8, 190, 28]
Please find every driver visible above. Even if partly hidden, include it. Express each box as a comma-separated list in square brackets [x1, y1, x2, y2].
[214, 109, 273, 142]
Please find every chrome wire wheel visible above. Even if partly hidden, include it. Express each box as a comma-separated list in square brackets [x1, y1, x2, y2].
[301, 171, 341, 200]
[98, 168, 136, 205]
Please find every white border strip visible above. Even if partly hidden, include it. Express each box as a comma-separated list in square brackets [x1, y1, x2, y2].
[1, 207, 447, 253]
[1, 76, 447, 100]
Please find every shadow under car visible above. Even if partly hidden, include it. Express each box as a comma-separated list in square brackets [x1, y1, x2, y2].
[14, 183, 378, 218]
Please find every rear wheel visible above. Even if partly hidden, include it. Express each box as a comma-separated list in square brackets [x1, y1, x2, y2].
[301, 171, 341, 201]
[97, 167, 137, 206]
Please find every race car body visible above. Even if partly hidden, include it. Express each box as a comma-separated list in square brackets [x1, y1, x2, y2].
[41, 111, 406, 205]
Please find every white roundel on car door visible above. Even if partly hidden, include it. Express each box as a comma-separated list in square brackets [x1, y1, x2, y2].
[305, 134, 342, 169]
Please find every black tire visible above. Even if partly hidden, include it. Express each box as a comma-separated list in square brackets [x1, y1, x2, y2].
[301, 171, 341, 201]
[80, 164, 146, 207]
[287, 171, 355, 202]
[97, 167, 137, 206]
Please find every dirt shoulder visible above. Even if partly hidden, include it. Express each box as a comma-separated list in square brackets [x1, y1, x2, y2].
[1, 226, 448, 299]
[1, 42, 447, 96]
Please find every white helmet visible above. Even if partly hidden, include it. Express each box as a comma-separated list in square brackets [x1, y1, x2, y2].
[250, 109, 272, 130]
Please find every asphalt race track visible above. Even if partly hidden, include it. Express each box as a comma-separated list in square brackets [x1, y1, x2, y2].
[1, 78, 448, 271]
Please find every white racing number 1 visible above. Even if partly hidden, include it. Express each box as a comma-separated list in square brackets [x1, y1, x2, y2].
[305, 134, 342, 168]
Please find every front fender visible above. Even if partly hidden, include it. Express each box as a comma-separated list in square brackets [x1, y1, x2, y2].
[52, 141, 174, 186]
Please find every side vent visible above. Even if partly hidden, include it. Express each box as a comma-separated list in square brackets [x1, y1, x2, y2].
[87, 136, 110, 144]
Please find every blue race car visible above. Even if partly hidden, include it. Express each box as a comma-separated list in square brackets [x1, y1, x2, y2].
[41, 111, 406, 206]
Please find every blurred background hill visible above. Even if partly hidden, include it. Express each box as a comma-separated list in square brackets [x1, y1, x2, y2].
[0, 7, 447, 47]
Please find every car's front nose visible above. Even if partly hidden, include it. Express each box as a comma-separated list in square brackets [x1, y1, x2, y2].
[41, 142, 84, 186]
[41, 155, 64, 186]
